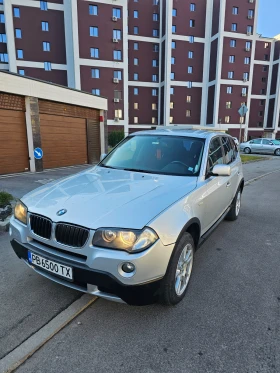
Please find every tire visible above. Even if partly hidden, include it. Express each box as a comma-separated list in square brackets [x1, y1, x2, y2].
[159, 233, 194, 306]
[244, 147, 251, 154]
[274, 148, 280, 156]
[226, 188, 241, 221]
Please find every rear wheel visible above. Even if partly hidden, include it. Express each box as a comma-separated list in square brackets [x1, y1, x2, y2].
[274, 148, 280, 156]
[244, 147, 251, 154]
[159, 233, 194, 306]
[226, 189, 241, 221]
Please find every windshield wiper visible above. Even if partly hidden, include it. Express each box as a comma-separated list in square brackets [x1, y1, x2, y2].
[100, 164, 118, 169]
[122, 168, 156, 174]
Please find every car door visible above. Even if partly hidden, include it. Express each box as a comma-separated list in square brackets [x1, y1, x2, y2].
[261, 139, 274, 154]
[249, 139, 263, 153]
[203, 136, 232, 231]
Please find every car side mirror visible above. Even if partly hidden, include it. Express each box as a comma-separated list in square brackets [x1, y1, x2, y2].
[211, 164, 231, 177]
[100, 153, 107, 161]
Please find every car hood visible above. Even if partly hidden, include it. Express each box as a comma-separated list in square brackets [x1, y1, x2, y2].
[22, 167, 197, 230]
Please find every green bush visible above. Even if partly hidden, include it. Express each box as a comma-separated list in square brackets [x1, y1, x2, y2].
[0, 191, 14, 206]
[108, 130, 124, 147]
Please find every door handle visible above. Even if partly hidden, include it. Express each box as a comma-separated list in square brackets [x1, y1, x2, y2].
[226, 182, 231, 188]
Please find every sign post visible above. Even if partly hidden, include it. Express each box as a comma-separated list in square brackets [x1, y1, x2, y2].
[238, 104, 248, 145]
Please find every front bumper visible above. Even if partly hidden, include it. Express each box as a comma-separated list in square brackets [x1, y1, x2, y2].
[9, 216, 174, 305]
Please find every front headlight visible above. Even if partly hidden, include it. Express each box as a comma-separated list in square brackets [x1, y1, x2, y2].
[14, 201, 27, 225]
[92, 228, 158, 253]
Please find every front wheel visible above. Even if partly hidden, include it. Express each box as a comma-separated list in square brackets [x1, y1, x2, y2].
[244, 147, 251, 154]
[159, 233, 194, 306]
[226, 189, 241, 221]
[274, 148, 280, 156]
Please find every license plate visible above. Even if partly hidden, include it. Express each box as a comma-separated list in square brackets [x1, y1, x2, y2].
[28, 252, 73, 280]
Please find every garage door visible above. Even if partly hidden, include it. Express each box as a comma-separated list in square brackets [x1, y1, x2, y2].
[0, 109, 29, 175]
[40, 114, 88, 169]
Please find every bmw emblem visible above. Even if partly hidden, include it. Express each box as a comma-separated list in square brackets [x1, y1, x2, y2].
[57, 209, 67, 216]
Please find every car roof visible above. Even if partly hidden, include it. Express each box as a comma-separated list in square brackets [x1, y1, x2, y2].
[130, 128, 229, 140]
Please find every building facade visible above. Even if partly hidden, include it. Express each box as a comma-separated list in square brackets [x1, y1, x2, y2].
[0, 0, 279, 139]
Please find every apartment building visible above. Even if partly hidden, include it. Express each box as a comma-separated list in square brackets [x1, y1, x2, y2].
[0, 0, 279, 140]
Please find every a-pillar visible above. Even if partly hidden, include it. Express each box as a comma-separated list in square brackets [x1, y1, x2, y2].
[25, 97, 43, 172]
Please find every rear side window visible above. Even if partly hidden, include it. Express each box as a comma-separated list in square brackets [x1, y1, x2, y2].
[208, 137, 224, 171]
[222, 136, 236, 164]
[229, 138, 238, 160]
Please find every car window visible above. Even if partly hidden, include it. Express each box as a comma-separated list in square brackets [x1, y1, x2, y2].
[222, 136, 236, 164]
[208, 137, 224, 172]
[101, 135, 205, 176]
[229, 138, 238, 160]
[250, 139, 262, 144]
[262, 139, 271, 145]
[272, 140, 280, 145]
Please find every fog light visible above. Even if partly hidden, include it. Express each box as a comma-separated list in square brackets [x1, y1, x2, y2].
[122, 262, 135, 273]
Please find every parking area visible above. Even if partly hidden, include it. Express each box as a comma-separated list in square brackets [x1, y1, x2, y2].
[0, 158, 280, 373]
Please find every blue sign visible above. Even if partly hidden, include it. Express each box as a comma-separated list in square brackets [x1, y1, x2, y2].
[34, 147, 43, 160]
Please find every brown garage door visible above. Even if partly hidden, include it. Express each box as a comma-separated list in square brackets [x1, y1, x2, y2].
[0, 109, 29, 175]
[40, 114, 88, 169]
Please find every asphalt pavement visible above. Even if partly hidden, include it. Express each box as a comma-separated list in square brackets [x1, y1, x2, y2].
[0, 159, 280, 373]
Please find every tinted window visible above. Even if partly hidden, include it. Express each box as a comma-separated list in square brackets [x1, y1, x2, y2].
[208, 137, 224, 171]
[250, 139, 262, 144]
[262, 139, 271, 145]
[222, 136, 236, 164]
[101, 135, 205, 176]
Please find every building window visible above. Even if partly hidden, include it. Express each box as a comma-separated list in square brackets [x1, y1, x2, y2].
[226, 101, 232, 109]
[42, 21, 49, 31]
[262, 77, 267, 83]
[153, 0, 159, 4]
[230, 39, 236, 47]
[264, 54, 269, 61]
[190, 20, 195, 27]
[188, 66, 193, 74]
[134, 42, 138, 50]
[90, 26, 98, 37]
[264, 42, 269, 49]
[170, 87, 174, 95]
[89, 5, 98, 15]
[247, 25, 253, 34]
[18, 69, 25, 76]
[152, 89, 157, 96]
[113, 50, 122, 60]
[260, 100, 265, 106]
[190, 3, 196, 11]
[152, 74, 158, 82]
[170, 72, 175, 80]
[134, 26, 139, 35]
[229, 55, 235, 63]
[171, 57, 175, 64]
[172, 41, 176, 49]
[92, 89, 100, 95]
[115, 109, 122, 119]
[186, 95, 192, 103]
[258, 122, 263, 127]
[259, 111, 263, 116]
[227, 86, 233, 94]
[114, 91, 122, 100]
[152, 59, 158, 67]
[231, 23, 237, 32]
[152, 103, 157, 110]
[113, 29, 121, 40]
[134, 58, 138, 65]
[134, 10, 138, 18]
[134, 88, 138, 95]
[170, 102, 174, 109]
[114, 70, 122, 80]
[0, 33, 7, 43]
[92, 68, 100, 78]
[134, 117, 138, 124]
[134, 103, 138, 109]
[172, 8, 177, 16]
[260, 89, 265, 94]
[153, 13, 159, 21]
[187, 81, 192, 88]
[153, 29, 159, 37]
[263, 66, 268, 72]
[248, 9, 254, 18]
[186, 110, 191, 117]
[225, 116, 231, 123]
[0, 14, 5, 23]
[13, 7, 20, 17]
[134, 73, 138, 81]
[243, 72, 249, 80]
[245, 41, 251, 50]
[188, 51, 194, 58]
[44, 62, 51, 71]
[242, 87, 247, 96]
[169, 117, 173, 124]
[90, 48, 99, 58]
[15, 29, 22, 38]
[232, 7, 238, 15]
[113, 8, 121, 18]
[172, 25, 176, 33]
[228, 71, 234, 79]
[17, 49, 23, 59]
[152, 117, 156, 124]
[0, 53, 8, 62]
[43, 41, 50, 51]
[153, 44, 159, 52]
[244, 57, 250, 64]
[40, 1, 48, 11]
[189, 36, 194, 43]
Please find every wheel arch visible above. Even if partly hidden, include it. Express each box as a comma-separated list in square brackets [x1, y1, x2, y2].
[176, 218, 201, 250]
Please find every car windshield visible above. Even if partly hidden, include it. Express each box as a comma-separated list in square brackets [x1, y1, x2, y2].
[100, 135, 205, 176]
[272, 140, 280, 145]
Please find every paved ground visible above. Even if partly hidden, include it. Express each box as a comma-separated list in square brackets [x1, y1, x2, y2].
[0, 159, 280, 372]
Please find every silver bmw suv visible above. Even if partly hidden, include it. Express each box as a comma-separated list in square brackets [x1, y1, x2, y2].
[10, 129, 244, 306]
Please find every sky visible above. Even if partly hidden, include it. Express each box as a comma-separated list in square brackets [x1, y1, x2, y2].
[257, 0, 280, 37]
